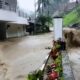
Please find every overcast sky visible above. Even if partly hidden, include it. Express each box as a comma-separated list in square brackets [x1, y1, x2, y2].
[17, 0, 76, 12]
[69, 0, 76, 2]
[17, 0, 36, 12]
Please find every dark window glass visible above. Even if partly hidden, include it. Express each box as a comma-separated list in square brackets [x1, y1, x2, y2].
[0, 0, 2, 8]
[5, 2, 9, 5]
[7, 25, 10, 29]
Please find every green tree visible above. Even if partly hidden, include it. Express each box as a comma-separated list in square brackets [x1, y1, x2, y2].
[37, 15, 53, 32]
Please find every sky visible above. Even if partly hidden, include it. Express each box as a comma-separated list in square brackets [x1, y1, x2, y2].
[17, 0, 36, 12]
[17, 0, 76, 13]
[69, 0, 76, 2]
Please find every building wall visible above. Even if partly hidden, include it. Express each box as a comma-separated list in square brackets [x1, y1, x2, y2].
[0, 0, 3, 8]
[0, 0, 17, 12]
[0, 0, 28, 39]
[6, 24, 26, 38]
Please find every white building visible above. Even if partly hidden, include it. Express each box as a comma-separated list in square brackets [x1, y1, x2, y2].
[0, 0, 28, 40]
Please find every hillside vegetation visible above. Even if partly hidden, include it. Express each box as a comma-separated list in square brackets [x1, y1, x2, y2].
[63, 6, 80, 27]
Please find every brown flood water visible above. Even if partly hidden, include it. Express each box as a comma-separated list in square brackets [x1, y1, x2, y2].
[0, 32, 80, 80]
[0, 33, 53, 80]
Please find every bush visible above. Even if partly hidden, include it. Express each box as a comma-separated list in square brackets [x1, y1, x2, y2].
[27, 70, 43, 80]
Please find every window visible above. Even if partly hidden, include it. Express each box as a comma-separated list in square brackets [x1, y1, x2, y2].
[5, 2, 9, 5]
[0, 0, 2, 8]
[5, 0, 10, 11]
[7, 25, 10, 29]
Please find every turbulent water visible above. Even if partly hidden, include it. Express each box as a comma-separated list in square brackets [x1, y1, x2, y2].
[0, 33, 53, 80]
[0, 32, 80, 80]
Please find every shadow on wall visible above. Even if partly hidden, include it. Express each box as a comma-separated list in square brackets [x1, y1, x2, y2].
[0, 22, 6, 41]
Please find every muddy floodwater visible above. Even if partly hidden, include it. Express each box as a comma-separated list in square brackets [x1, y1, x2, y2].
[0, 32, 80, 80]
[0, 33, 53, 80]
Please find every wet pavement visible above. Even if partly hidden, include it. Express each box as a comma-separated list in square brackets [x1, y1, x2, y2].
[62, 51, 75, 80]
[0, 32, 53, 80]
[69, 48, 80, 80]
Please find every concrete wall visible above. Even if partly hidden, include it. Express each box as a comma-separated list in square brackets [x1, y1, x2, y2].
[6, 24, 26, 38]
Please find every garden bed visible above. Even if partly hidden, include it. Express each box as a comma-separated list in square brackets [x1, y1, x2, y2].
[27, 40, 74, 80]
[42, 52, 63, 80]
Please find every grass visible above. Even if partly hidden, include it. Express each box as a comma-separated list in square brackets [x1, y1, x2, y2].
[63, 10, 78, 27]
[63, 6, 80, 27]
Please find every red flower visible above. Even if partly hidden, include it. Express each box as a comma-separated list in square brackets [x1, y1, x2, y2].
[48, 71, 58, 80]
[51, 64, 57, 68]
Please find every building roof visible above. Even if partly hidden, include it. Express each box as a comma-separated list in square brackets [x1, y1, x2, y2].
[0, 9, 28, 25]
[9, 17, 29, 25]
